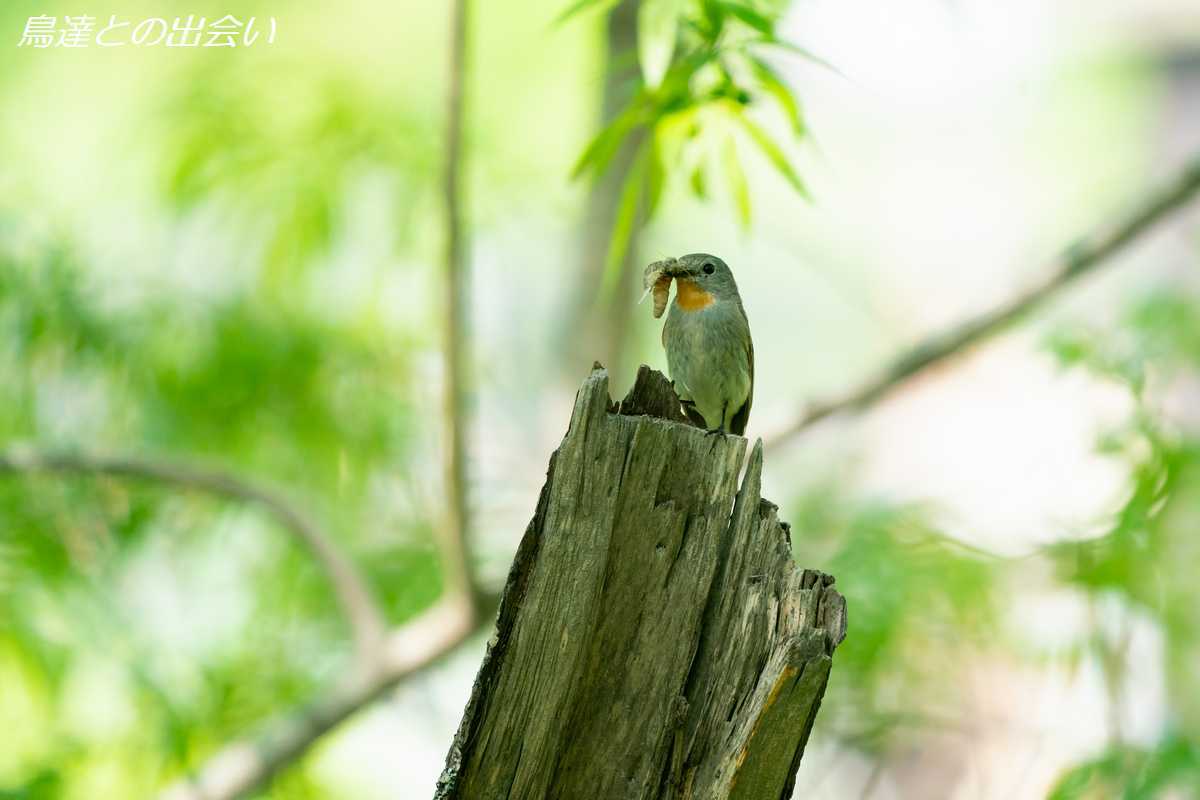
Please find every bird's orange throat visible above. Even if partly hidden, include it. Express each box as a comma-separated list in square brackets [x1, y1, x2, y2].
[674, 278, 715, 311]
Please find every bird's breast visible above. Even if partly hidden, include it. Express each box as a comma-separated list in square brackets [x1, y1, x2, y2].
[674, 278, 716, 311]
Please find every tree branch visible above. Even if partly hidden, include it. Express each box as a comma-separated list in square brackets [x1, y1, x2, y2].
[0, 447, 389, 663]
[8, 7, 486, 798]
[0, 444, 496, 799]
[169, 4, 486, 793]
[174, 6, 486, 792]
[764, 153, 1200, 450]
[159, 594, 478, 800]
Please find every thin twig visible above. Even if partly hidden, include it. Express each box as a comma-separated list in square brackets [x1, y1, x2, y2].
[439, 0, 477, 605]
[764, 154, 1200, 450]
[0, 447, 388, 662]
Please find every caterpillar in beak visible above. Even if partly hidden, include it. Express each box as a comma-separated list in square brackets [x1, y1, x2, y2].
[640, 258, 677, 319]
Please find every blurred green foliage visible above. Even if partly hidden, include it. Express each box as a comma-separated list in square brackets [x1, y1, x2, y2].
[0, 1, 576, 795]
[0, 207, 438, 797]
[157, 61, 439, 291]
[1043, 291, 1200, 612]
[790, 488, 999, 752]
[566, 0, 816, 286]
[1042, 290, 1200, 791]
[1048, 735, 1200, 800]
[777, 286, 1200, 789]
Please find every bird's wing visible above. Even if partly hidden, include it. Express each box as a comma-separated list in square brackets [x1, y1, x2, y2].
[729, 315, 753, 436]
[662, 314, 692, 401]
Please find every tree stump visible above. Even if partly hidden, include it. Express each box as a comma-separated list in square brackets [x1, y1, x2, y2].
[436, 366, 846, 800]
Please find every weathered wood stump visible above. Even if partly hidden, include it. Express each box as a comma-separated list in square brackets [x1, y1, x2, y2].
[436, 366, 846, 800]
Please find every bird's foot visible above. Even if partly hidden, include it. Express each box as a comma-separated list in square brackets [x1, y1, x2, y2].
[704, 427, 725, 437]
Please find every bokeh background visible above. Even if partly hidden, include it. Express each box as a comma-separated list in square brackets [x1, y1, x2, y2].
[2, 0, 1200, 797]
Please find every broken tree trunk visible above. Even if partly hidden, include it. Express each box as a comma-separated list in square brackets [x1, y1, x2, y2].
[436, 366, 847, 800]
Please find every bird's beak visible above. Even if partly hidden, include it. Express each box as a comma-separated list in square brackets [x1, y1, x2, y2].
[669, 263, 701, 280]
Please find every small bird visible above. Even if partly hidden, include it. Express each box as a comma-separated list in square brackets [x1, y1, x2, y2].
[653, 253, 754, 435]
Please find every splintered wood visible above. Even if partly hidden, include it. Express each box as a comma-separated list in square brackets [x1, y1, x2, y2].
[436, 366, 847, 800]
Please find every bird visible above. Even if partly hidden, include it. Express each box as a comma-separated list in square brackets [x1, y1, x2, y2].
[655, 253, 754, 436]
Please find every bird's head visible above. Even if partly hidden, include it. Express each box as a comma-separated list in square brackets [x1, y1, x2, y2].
[664, 253, 739, 310]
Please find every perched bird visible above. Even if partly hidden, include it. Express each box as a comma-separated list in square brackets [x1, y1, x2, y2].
[653, 253, 754, 435]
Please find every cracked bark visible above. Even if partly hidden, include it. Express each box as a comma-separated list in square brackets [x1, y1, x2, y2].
[436, 365, 846, 800]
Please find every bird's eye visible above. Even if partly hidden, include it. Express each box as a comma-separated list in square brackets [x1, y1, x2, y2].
[702, 262, 715, 275]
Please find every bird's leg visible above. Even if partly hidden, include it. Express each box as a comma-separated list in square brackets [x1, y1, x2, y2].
[705, 402, 728, 436]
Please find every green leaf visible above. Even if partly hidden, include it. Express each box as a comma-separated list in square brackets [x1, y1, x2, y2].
[757, 38, 843, 76]
[719, 2, 774, 36]
[732, 111, 810, 199]
[638, 0, 685, 89]
[571, 102, 647, 179]
[1048, 736, 1200, 800]
[554, 0, 620, 26]
[698, 0, 727, 38]
[722, 135, 751, 227]
[749, 55, 805, 136]
[645, 129, 667, 218]
[1044, 329, 1094, 368]
[690, 162, 708, 199]
[655, 46, 721, 114]
[602, 141, 650, 295]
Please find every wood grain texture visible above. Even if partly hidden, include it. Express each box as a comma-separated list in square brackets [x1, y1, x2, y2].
[436, 366, 845, 800]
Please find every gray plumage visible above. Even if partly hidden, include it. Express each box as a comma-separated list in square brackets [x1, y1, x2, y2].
[661, 253, 754, 435]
